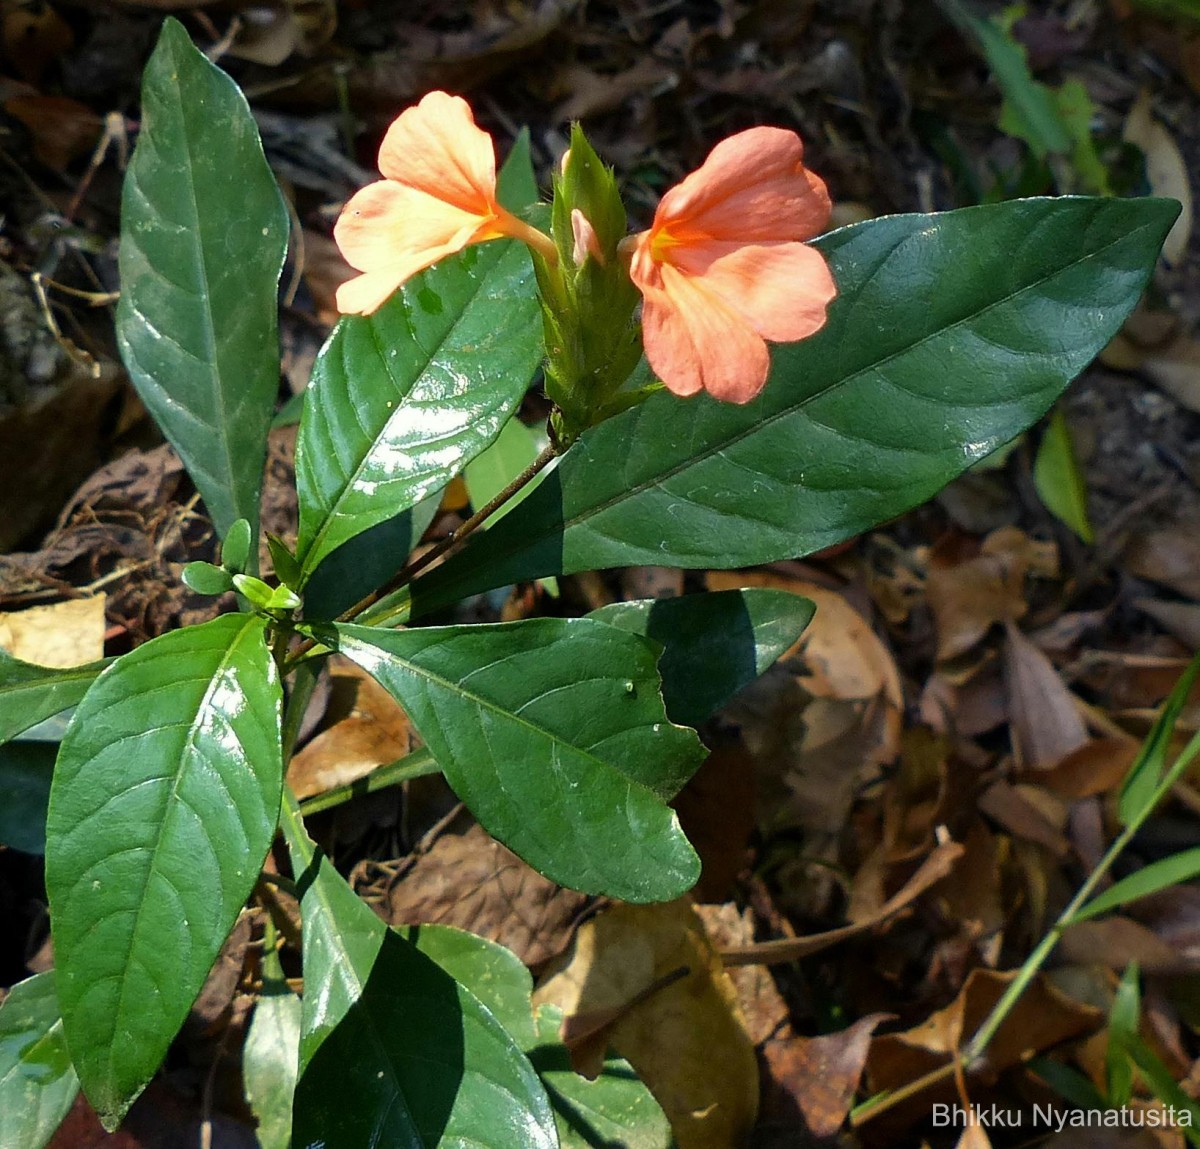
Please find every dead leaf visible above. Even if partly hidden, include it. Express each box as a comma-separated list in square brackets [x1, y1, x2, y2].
[1059, 916, 1197, 974]
[1137, 597, 1200, 648]
[287, 656, 416, 800]
[0, 595, 106, 666]
[1126, 519, 1200, 600]
[1004, 622, 1088, 770]
[620, 565, 683, 600]
[1033, 739, 1139, 801]
[719, 838, 964, 966]
[534, 900, 759, 1149]
[867, 968, 1101, 1111]
[382, 821, 587, 968]
[1123, 90, 1193, 266]
[3, 94, 101, 172]
[978, 780, 1071, 857]
[760, 1014, 890, 1138]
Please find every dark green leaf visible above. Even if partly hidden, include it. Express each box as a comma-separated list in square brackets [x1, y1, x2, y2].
[243, 949, 300, 1149]
[116, 19, 288, 543]
[266, 534, 303, 592]
[0, 649, 107, 745]
[282, 803, 557, 1149]
[293, 231, 544, 583]
[406, 197, 1178, 616]
[0, 740, 56, 853]
[590, 589, 814, 727]
[319, 619, 703, 901]
[1072, 849, 1200, 924]
[182, 561, 234, 596]
[497, 128, 538, 212]
[0, 972, 80, 1149]
[401, 923, 672, 1149]
[45, 613, 284, 1128]
[303, 493, 441, 621]
[1120, 650, 1200, 826]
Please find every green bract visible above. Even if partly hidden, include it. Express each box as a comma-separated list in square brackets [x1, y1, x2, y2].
[13, 15, 1182, 1148]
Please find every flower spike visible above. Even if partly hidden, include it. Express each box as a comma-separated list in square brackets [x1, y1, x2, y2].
[334, 91, 555, 315]
[627, 126, 837, 404]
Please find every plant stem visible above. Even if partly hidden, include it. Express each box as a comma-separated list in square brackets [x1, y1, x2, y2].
[298, 747, 440, 815]
[284, 440, 560, 670]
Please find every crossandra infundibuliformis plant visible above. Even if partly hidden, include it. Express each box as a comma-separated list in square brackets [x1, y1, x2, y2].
[0, 16, 1183, 1149]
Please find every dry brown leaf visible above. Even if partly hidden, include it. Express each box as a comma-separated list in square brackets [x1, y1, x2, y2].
[1126, 518, 1200, 601]
[1033, 739, 1139, 801]
[1004, 622, 1088, 770]
[534, 900, 758, 1149]
[866, 968, 1101, 1113]
[287, 656, 416, 800]
[3, 94, 101, 172]
[620, 565, 683, 601]
[1123, 90, 1193, 267]
[719, 838, 964, 966]
[1059, 916, 1196, 974]
[760, 1014, 890, 1138]
[1142, 333, 1200, 415]
[554, 57, 676, 120]
[691, 902, 788, 1045]
[383, 821, 587, 968]
[978, 781, 1071, 857]
[0, 595, 106, 666]
[927, 540, 1027, 662]
[1137, 598, 1200, 649]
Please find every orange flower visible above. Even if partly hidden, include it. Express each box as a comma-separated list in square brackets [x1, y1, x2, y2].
[627, 127, 837, 403]
[334, 91, 555, 315]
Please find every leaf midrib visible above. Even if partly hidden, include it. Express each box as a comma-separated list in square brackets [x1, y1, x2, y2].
[300, 240, 523, 576]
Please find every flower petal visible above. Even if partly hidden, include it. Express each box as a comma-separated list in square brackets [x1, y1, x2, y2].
[641, 262, 771, 403]
[671, 240, 837, 342]
[655, 126, 831, 245]
[336, 269, 411, 316]
[376, 90, 497, 216]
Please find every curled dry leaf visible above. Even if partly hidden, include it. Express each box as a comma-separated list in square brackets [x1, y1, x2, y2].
[1058, 916, 1197, 974]
[534, 899, 759, 1149]
[1123, 90, 1192, 267]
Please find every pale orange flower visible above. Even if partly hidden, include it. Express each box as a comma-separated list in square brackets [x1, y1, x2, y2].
[627, 127, 837, 403]
[335, 91, 555, 315]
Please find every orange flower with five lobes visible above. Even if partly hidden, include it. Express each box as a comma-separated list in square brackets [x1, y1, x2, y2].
[334, 91, 556, 316]
[625, 126, 837, 404]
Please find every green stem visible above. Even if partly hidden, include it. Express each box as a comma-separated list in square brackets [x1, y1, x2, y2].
[298, 747, 441, 815]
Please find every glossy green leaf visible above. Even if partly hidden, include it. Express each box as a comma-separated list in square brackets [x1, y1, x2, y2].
[1119, 650, 1200, 826]
[402, 924, 671, 1149]
[0, 740, 56, 853]
[222, 519, 254, 574]
[590, 589, 814, 727]
[1034, 407, 1094, 542]
[1072, 849, 1200, 925]
[182, 560, 234, 596]
[45, 614, 284, 1128]
[293, 229, 544, 583]
[116, 19, 288, 543]
[319, 619, 703, 901]
[243, 948, 300, 1149]
[282, 801, 557, 1149]
[0, 972, 80, 1149]
[406, 197, 1178, 617]
[0, 649, 106, 744]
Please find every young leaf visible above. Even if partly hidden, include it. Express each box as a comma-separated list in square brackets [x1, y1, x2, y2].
[1119, 650, 1200, 826]
[0, 649, 107, 744]
[407, 197, 1178, 616]
[401, 923, 672, 1149]
[45, 614, 283, 1128]
[1071, 848, 1200, 924]
[282, 803, 557, 1149]
[243, 948, 301, 1149]
[182, 560, 235, 596]
[222, 518, 254, 574]
[0, 972, 80, 1149]
[316, 619, 704, 902]
[1106, 962, 1140, 1106]
[293, 232, 544, 584]
[0, 741, 56, 854]
[1033, 407, 1094, 543]
[116, 19, 288, 544]
[590, 589, 815, 727]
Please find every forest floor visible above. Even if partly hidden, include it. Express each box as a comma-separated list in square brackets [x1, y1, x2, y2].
[2, 1, 1200, 1146]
